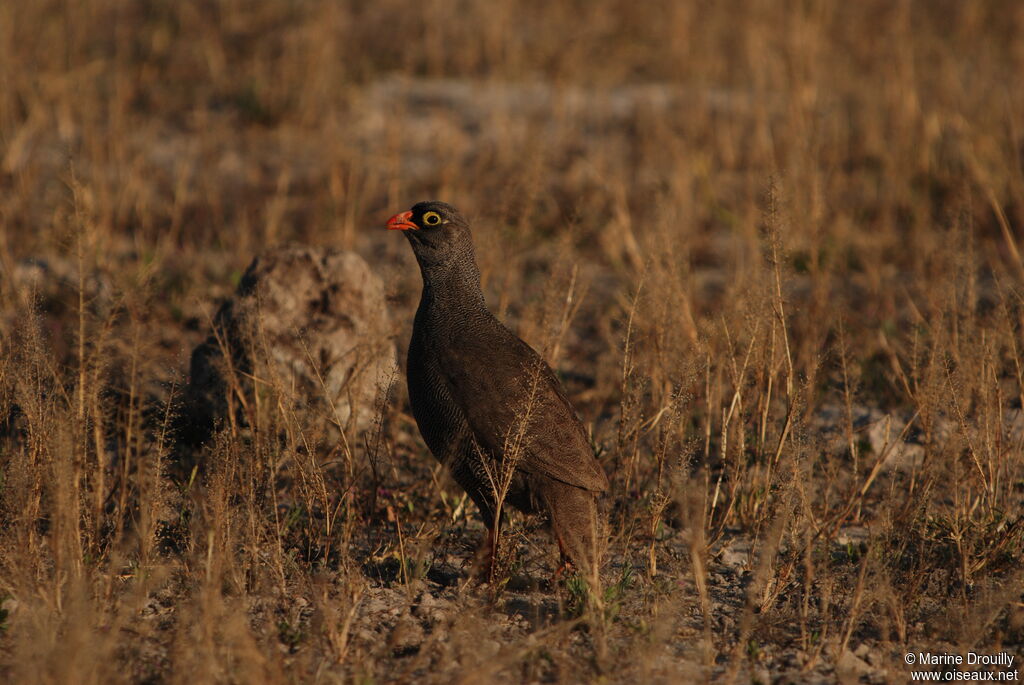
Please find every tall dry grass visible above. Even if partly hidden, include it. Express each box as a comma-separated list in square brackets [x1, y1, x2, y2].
[1, 0, 1023, 682]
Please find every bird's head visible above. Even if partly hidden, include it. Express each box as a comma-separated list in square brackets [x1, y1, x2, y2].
[386, 201, 475, 271]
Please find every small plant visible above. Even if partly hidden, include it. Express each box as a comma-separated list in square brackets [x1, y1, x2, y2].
[277, 619, 306, 653]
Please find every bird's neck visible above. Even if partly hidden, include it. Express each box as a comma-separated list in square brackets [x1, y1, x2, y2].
[417, 255, 488, 314]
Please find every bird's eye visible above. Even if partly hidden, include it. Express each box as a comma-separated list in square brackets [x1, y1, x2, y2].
[422, 211, 442, 226]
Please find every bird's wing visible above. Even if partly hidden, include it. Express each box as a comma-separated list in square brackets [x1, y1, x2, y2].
[439, 332, 609, 493]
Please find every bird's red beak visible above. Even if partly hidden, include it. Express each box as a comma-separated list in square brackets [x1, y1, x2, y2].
[386, 210, 417, 231]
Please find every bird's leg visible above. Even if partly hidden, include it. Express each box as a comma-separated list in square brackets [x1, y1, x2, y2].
[467, 511, 501, 583]
[551, 533, 574, 583]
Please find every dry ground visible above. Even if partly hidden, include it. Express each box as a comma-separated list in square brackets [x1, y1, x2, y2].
[2, 1, 1024, 683]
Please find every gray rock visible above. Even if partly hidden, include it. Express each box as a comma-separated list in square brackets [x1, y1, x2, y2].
[837, 648, 875, 679]
[179, 245, 397, 446]
[387, 614, 424, 655]
[719, 537, 754, 570]
[867, 414, 925, 472]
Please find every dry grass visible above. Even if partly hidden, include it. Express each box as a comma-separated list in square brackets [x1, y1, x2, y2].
[2, 0, 1024, 682]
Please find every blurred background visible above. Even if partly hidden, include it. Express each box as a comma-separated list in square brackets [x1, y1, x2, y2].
[3, 1, 1021, 329]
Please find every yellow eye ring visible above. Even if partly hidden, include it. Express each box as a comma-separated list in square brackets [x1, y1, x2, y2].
[423, 211, 442, 226]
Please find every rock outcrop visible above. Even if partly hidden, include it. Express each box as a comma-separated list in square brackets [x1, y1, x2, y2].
[179, 246, 397, 447]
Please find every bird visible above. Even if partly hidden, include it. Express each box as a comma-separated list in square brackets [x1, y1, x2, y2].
[387, 200, 609, 580]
